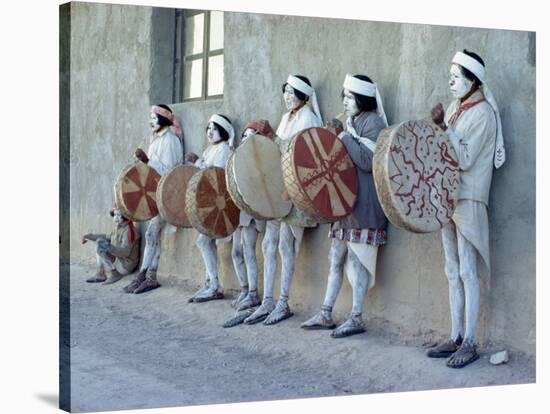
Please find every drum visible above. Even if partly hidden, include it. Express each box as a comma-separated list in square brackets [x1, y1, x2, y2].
[226, 134, 292, 220]
[156, 164, 199, 227]
[281, 127, 358, 223]
[373, 119, 460, 233]
[185, 167, 240, 239]
[114, 162, 161, 222]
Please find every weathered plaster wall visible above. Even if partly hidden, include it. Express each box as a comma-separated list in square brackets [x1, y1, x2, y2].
[66, 4, 536, 355]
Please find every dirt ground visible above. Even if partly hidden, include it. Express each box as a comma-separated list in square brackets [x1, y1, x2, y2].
[64, 263, 535, 412]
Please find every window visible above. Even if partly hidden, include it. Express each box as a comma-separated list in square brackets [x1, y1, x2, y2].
[173, 10, 224, 102]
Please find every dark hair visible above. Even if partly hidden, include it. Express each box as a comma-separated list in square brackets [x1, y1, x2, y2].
[341, 74, 378, 112]
[206, 114, 231, 142]
[110, 209, 128, 221]
[281, 75, 311, 102]
[155, 104, 173, 127]
[458, 50, 485, 87]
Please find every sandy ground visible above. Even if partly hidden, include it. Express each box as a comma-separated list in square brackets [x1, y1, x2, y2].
[64, 263, 535, 412]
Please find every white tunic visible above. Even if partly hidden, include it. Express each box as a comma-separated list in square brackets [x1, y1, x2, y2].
[444, 90, 497, 271]
[147, 127, 184, 234]
[276, 104, 322, 141]
[195, 141, 232, 169]
[147, 128, 184, 176]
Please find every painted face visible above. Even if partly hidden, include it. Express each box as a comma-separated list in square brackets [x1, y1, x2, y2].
[112, 209, 124, 225]
[283, 84, 301, 111]
[242, 128, 257, 140]
[149, 112, 160, 132]
[207, 122, 222, 144]
[449, 64, 473, 99]
[342, 89, 360, 117]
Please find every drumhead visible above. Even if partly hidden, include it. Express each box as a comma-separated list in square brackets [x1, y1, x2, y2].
[227, 134, 292, 220]
[114, 162, 160, 222]
[156, 164, 198, 227]
[373, 119, 460, 233]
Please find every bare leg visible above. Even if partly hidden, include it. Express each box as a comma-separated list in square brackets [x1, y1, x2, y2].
[427, 221, 465, 356]
[446, 229, 481, 368]
[193, 233, 223, 302]
[230, 228, 248, 306]
[236, 226, 261, 310]
[87, 251, 108, 283]
[244, 220, 279, 324]
[301, 238, 346, 330]
[441, 221, 465, 342]
[263, 223, 295, 325]
[140, 216, 162, 272]
[331, 248, 368, 338]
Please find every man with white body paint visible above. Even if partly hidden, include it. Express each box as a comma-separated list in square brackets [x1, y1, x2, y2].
[186, 114, 234, 303]
[244, 75, 323, 325]
[427, 50, 504, 368]
[122, 105, 184, 294]
[223, 121, 279, 328]
[83, 206, 140, 285]
[301, 74, 389, 337]
[229, 121, 276, 312]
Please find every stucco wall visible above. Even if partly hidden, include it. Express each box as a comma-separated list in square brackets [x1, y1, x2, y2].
[65, 4, 536, 355]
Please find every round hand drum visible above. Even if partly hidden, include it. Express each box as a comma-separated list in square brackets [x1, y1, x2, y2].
[281, 127, 358, 222]
[114, 162, 161, 222]
[373, 119, 460, 233]
[185, 167, 240, 239]
[226, 134, 292, 220]
[156, 164, 199, 227]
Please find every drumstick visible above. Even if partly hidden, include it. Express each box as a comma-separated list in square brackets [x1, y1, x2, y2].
[324, 113, 346, 128]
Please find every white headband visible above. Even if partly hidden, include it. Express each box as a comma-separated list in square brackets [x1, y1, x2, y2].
[286, 74, 323, 123]
[451, 51, 505, 168]
[452, 51, 486, 83]
[343, 74, 388, 127]
[208, 114, 235, 149]
[343, 74, 376, 97]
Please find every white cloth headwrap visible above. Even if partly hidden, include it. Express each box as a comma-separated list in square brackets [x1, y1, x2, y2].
[343, 74, 388, 128]
[452, 51, 505, 168]
[209, 114, 235, 149]
[286, 75, 323, 124]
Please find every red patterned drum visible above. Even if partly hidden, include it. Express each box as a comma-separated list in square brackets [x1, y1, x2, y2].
[373, 119, 460, 233]
[185, 167, 240, 239]
[114, 162, 161, 222]
[156, 164, 199, 227]
[281, 127, 358, 222]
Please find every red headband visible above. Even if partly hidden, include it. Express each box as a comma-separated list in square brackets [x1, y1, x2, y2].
[151, 105, 184, 140]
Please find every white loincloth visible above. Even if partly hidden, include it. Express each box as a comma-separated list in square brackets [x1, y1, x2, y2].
[451, 199, 490, 273]
[347, 242, 378, 289]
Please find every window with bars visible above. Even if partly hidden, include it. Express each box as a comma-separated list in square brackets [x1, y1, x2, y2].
[173, 10, 224, 102]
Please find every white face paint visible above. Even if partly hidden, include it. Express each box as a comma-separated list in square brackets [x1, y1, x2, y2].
[207, 122, 222, 144]
[242, 128, 257, 140]
[283, 84, 301, 111]
[149, 112, 160, 132]
[112, 209, 124, 225]
[449, 64, 474, 99]
[342, 89, 360, 117]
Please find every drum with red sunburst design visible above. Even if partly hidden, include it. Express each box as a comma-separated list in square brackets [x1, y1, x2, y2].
[185, 167, 240, 239]
[114, 162, 161, 222]
[281, 127, 358, 223]
[373, 119, 460, 233]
